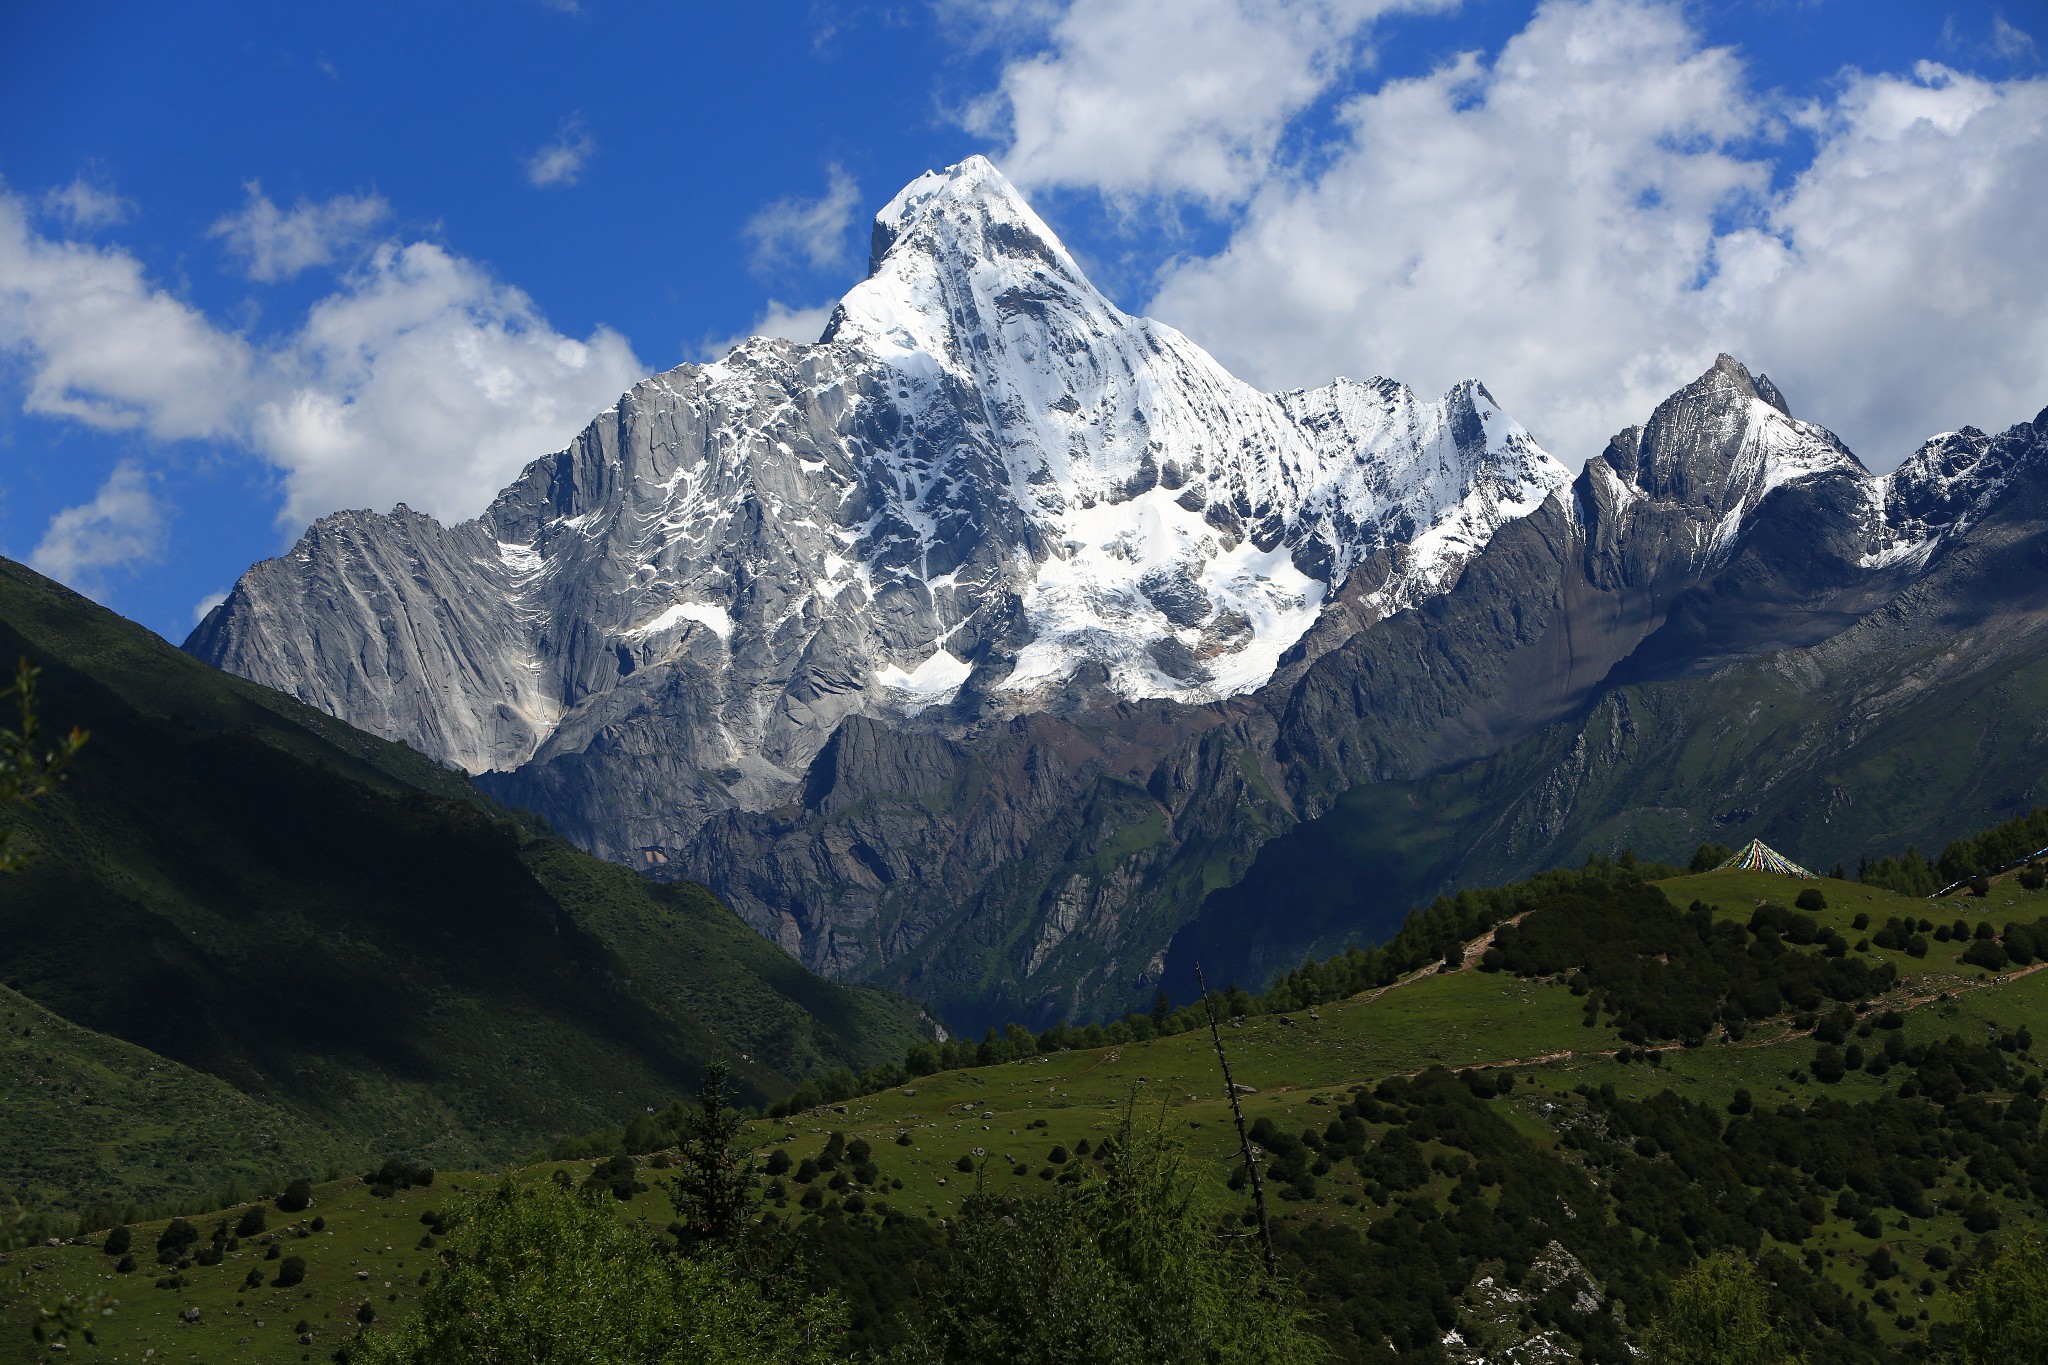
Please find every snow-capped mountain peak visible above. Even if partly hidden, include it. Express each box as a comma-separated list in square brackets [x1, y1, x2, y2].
[190, 158, 1572, 839]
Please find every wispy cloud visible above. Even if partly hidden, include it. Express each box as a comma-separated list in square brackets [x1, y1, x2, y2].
[209, 183, 390, 282]
[29, 461, 167, 591]
[744, 166, 862, 273]
[526, 116, 596, 188]
[1992, 14, 2038, 63]
[42, 177, 131, 230]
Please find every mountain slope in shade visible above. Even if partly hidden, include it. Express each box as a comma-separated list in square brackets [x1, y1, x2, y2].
[0, 556, 923, 1186]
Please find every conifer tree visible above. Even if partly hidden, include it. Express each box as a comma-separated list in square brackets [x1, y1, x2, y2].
[667, 1062, 757, 1249]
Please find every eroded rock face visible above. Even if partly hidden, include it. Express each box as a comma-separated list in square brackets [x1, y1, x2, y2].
[661, 386, 2048, 1030]
[188, 157, 1567, 862]
[188, 156, 2048, 1029]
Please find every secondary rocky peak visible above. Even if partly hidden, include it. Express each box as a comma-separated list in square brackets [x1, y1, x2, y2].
[1610, 355, 1862, 518]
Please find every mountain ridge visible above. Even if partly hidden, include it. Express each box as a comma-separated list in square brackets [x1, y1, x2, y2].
[183, 158, 2048, 1030]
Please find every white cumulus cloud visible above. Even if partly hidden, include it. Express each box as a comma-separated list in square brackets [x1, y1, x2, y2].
[744, 165, 862, 273]
[29, 461, 168, 588]
[958, 0, 1455, 207]
[209, 184, 391, 282]
[0, 182, 647, 543]
[1137, 0, 2048, 465]
[249, 240, 643, 525]
[0, 191, 253, 440]
[526, 116, 595, 188]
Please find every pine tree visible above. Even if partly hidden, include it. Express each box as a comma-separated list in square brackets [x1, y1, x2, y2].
[667, 1062, 757, 1249]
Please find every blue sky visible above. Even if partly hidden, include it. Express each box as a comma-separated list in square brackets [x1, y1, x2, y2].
[2, 0, 2044, 641]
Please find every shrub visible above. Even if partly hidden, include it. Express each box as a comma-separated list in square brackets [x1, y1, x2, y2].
[274, 1254, 307, 1288]
[763, 1149, 792, 1177]
[1641, 1252, 1789, 1365]
[581, 1154, 644, 1202]
[1963, 939, 2009, 971]
[244, 1267, 265, 1289]
[955, 1154, 975, 1173]
[1953, 1238, 2048, 1365]
[1796, 889, 1827, 911]
[2021, 869, 2046, 891]
[156, 1218, 198, 1264]
[1971, 874, 1992, 897]
[357, 1302, 377, 1325]
[276, 1178, 313, 1213]
[102, 1226, 130, 1257]
[353, 1178, 843, 1365]
[366, 1159, 435, 1195]
[235, 1205, 267, 1238]
[113, 1255, 135, 1274]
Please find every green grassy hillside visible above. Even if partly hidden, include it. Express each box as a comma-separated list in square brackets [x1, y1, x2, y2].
[0, 558, 924, 1216]
[0, 984, 355, 1226]
[15, 865, 2047, 1362]
[1177, 609, 2048, 997]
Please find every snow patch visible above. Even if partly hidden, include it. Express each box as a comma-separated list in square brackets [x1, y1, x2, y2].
[877, 649, 972, 713]
[623, 601, 733, 641]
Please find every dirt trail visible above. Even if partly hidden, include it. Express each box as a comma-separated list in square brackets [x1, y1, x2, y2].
[1338, 914, 1532, 1012]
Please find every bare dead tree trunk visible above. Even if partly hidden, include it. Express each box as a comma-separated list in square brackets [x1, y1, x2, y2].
[1196, 961, 1275, 1275]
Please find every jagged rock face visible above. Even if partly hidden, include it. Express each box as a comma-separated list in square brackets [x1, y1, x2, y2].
[188, 155, 2048, 1027]
[189, 156, 1567, 859]
[669, 384, 2048, 1027]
